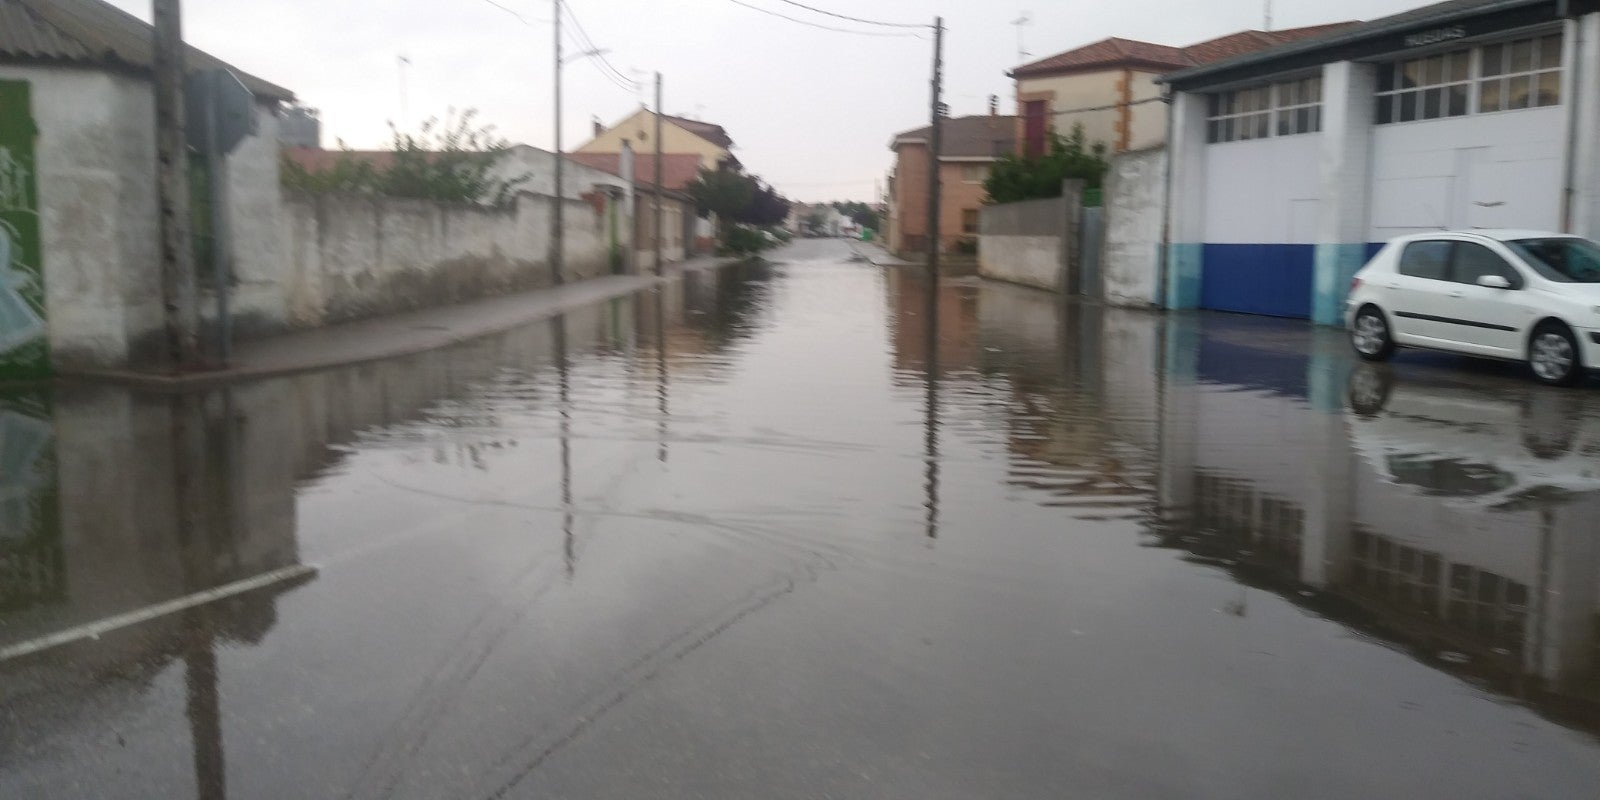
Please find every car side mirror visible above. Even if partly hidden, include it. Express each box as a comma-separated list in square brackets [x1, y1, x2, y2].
[1476, 274, 1513, 289]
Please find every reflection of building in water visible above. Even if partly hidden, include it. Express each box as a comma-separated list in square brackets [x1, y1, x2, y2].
[887, 268, 979, 375]
[1155, 342, 1600, 730]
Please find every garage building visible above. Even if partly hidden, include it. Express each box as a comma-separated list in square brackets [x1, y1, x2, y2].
[1161, 0, 1600, 324]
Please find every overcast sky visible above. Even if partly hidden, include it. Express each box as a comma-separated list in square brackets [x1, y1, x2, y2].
[110, 0, 1428, 202]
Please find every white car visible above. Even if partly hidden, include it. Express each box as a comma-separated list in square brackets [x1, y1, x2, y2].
[1346, 230, 1600, 385]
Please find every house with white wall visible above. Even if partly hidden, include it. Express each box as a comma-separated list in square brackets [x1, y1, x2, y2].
[1159, 0, 1600, 325]
[0, 0, 294, 372]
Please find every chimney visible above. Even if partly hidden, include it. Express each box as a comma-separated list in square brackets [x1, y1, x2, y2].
[592, 116, 604, 137]
[989, 95, 999, 116]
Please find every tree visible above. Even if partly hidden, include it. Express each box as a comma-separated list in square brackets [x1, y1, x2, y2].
[685, 168, 756, 224]
[831, 200, 879, 231]
[738, 182, 792, 228]
[982, 123, 1109, 205]
[281, 108, 526, 205]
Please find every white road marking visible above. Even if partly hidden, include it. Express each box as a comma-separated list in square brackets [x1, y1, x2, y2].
[0, 564, 319, 664]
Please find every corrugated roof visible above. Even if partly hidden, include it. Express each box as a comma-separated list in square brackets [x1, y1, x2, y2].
[891, 115, 1019, 159]
[0, 0, 88, 59]
[0, 0, 293, 101]
[1010, 22, 1360, 78]
[1161, 0, 1543, 86]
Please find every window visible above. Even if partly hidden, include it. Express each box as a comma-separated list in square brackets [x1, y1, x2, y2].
[1375, 32, 1563, 124]
[1023, 100, 1047, 157]
[961, 164, 989, 183]
[1507, 237, 1600, 282]
[961, 208, 980, 234]
[1276, 76, 1323, 136]
[1207, 77, 1321, 143]
[1451, 242, 1522, 287]
[1375, 49, 1472, 123]
[1398, 240, 1452, 281]
[1480, 34, 1563, 112]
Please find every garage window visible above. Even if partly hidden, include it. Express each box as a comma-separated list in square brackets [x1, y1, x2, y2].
[1207, 77, 1321, 143]
[1375, 32, 1562, 124]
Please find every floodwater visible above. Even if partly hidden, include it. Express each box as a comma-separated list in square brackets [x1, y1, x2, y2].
[2, 238, 1598, 799]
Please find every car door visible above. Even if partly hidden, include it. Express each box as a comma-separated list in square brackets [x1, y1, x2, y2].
[1443, 240, 1535, 356]
[1388, 239, 1459, 345]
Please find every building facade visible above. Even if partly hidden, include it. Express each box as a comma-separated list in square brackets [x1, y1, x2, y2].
[886, 114, 1017, 256]
[1161, 0, 1600, 325]
[576, 109, 738, 173]
[1011, 25, 1353, 156]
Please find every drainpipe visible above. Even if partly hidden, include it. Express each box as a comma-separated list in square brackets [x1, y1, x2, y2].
[1560, 1, 1582, 232]
[1156, 85, 1176, 308]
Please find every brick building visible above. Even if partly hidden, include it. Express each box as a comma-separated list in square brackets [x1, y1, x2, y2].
[885, 114, 1017, 257]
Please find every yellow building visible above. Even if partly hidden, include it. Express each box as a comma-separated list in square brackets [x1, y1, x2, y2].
[577, 108, 739, 172]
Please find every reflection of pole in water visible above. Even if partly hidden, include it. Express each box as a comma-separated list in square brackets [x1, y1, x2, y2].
[922, 272, 942, 541]
[184, 621, 226, 800]
[552, 316, 575, 579]
[171, 391, 228, 800]
[654, 290, 669, 464]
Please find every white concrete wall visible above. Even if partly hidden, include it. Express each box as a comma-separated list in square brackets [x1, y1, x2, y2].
[281, 191, 613, 326]
[1103, 147, 1166, 307]
[0, 66, 154, 368]
[1203, 134, 1324, 244]
[489, 145, 631, 200]
[215, 99, 292, 340]
[979, 235, 1062, 290]
[1369, 106, 1564, 238]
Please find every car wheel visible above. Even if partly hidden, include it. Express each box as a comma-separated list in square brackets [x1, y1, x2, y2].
[1348, 363, 1394, 417]
[1528, 322, 1582, 386]
[1350, 306, 1395, 362]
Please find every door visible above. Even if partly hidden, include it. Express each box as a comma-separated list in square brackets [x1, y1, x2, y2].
[1445, 241, 1534, 356]
[1388, 239, 1459, 345]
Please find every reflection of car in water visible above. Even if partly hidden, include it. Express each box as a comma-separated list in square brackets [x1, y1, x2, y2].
[1347, 364, 1600, 507]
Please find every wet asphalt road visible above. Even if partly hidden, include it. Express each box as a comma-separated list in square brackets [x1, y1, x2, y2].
[2, 238, 1599, 799]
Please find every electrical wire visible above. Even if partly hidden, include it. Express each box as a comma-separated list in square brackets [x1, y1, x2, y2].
[723, 0, 925, 38]
[474, 0, 532, 25]
[559, 0, 641, 94]
[768, 0, 928, 29]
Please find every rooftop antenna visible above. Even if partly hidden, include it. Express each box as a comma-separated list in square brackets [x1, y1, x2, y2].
[1011, 12, 1032, 63]
[398, 54, 411, 129]
[1264, 0, 1273, 31]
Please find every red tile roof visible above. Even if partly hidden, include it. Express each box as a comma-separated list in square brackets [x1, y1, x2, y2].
[891, 115, 1018, 158]
[566, 152, 704, 191]
[1010, 22, 1359, 77]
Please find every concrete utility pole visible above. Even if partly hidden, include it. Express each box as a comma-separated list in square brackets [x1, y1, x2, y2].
[926, 16, 945, 278]
[152, 0, 200, 368]
[654, 72, 664, 277]
[551, 0, 565, 286]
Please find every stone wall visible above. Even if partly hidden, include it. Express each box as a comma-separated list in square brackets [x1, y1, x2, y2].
[1101, 147, 1166, 308]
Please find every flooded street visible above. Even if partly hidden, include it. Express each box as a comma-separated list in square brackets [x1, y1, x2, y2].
[3, 238, 1598, 798]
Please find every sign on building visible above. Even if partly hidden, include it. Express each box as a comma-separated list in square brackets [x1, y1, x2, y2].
[0, 81, 49, 379]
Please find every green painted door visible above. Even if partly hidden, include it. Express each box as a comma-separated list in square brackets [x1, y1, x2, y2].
[0, 81, 49, 378]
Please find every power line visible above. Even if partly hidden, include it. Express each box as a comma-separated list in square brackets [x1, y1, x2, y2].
[768, 0, 927, 29]
[723, 0, 925, 38]
[474, 0, 532, 25]
[559, 0, 640, 94]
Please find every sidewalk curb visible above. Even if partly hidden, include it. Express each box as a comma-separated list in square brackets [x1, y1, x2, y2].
[62, 257, 740, 392]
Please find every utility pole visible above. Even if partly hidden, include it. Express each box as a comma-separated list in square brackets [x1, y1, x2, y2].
[551, 0, 565, 286]
[152, 0, 200, 368]
[654, 72, 664, 277]
[925, 16, 945, 279]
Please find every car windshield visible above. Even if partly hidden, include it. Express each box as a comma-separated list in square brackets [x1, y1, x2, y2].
[1507, 237, 1600, 282]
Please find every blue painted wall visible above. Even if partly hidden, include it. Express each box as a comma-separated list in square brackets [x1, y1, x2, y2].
[1199, 244, 1316, 319]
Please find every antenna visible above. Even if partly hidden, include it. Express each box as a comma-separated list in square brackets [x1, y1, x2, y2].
[1011, 12, 1032, 63]
[1264, 0, 1272, 31]
[397, 54, 411, 129]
